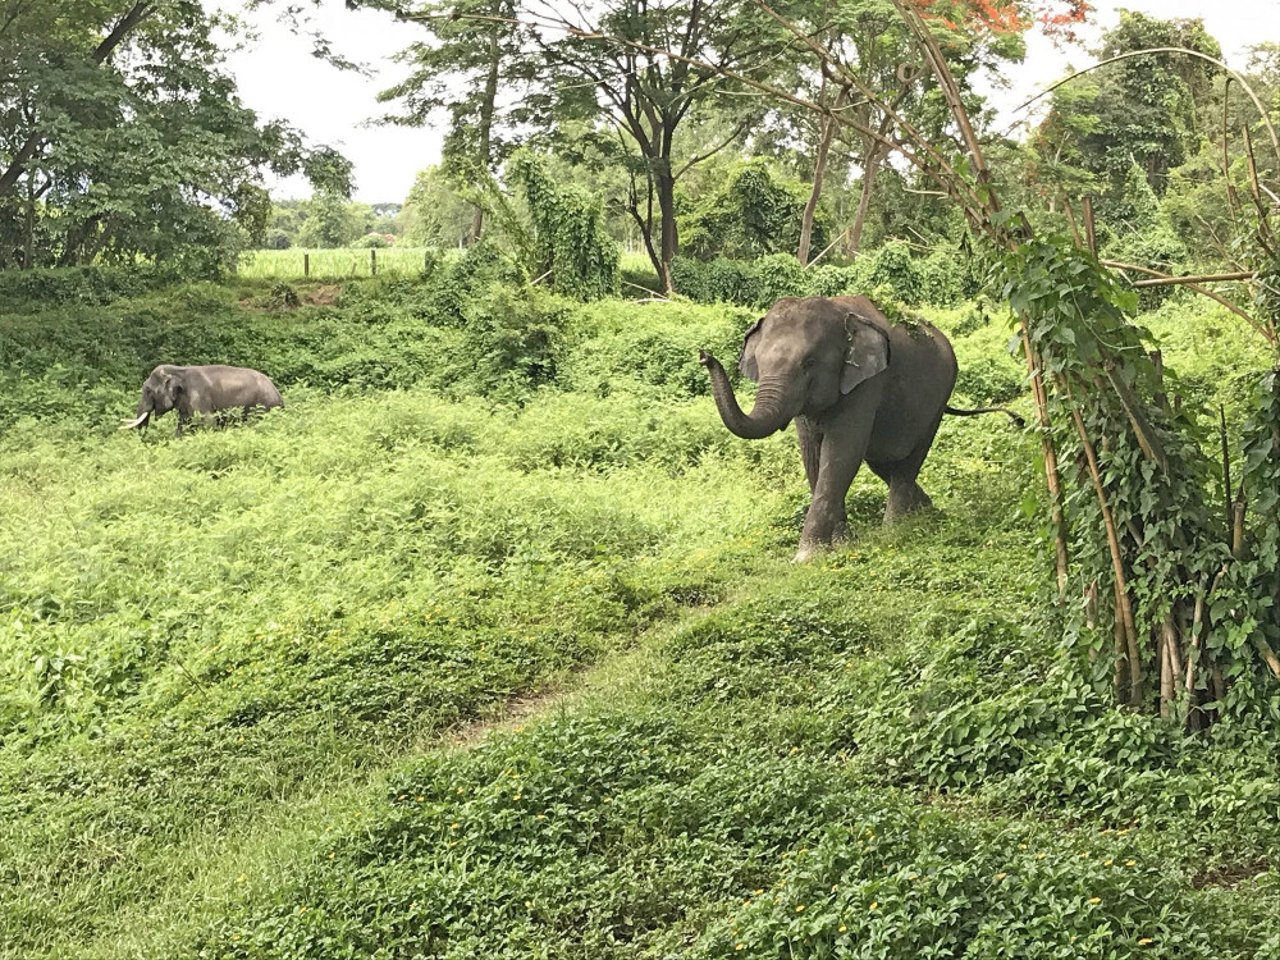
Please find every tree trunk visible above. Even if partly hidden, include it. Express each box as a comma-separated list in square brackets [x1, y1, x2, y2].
[654, 158, 677, 294]
[468, 25, 501, 245]
[23, 169, 35, 269]
[848, 140, 883, 258]
[798, 94, 839, 266]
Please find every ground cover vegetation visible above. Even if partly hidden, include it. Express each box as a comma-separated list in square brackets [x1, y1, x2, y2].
[6, 0, 1280, 957]
[3, 246, 1280, 958]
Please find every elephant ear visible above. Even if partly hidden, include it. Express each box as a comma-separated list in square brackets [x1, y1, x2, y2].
[840, 315, 891, 394]
[162, 372, 183, 404]
[738, 317, 765, 382]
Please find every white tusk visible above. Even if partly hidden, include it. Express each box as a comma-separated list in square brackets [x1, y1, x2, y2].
[119, 413, 150, 430]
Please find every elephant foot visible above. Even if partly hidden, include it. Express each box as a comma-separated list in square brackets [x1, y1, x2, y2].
[884, 483, 934, 524]
[793, 540, 830, 563]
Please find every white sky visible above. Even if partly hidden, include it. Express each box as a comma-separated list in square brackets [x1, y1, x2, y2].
[210, 1, 1280, 204]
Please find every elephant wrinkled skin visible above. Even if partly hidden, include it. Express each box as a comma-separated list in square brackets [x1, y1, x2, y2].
[120, 364, 284, 437]
[700, 295, 1018, 561]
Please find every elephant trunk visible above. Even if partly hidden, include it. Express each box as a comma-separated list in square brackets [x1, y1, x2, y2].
[700, 351, 797, 440]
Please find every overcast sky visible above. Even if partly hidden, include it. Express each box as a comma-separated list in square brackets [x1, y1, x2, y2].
[211, 1, 1280, 204]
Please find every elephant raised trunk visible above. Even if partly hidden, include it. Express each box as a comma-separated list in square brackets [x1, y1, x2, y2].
[699, 351, 796, 439]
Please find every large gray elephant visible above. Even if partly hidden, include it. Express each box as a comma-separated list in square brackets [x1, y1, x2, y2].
[700, 295, 1020, 561]
[120, 364, 284, 437]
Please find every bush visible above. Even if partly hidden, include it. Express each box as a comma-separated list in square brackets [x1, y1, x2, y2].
[0, 265, 158, 307]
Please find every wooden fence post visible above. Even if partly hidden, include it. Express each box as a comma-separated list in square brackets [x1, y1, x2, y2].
[304, 253, 310, 278]
[371, 248, 377, 276]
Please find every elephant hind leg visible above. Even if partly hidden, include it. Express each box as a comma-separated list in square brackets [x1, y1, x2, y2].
[872, 419, 943, 524]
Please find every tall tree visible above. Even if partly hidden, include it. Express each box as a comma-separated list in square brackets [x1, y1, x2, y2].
[0, 0, 348, 272]
[378, 0, 537, 245]
[1031, 11, 1223, 207]
[522, 0, 786, 292]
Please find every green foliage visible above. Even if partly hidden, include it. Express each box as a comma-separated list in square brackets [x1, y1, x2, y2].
[397, 166, 475, 248]
[6, 271, 1280, 957]
[670, 243, 969, 308]
[508, 151, 620, 301]
[682, 158, 828, 260]
[998, 235, 1280, 720]
[0, 1, 348, 272]
[296, 193, 374, 250]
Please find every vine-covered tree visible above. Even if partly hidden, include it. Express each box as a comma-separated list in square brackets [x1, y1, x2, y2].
[1031, 11, 1223, 208]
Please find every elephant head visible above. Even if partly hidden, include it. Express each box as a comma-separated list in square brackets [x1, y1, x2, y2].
[699, 297, 890, 439]
[120, 365, 182, 430]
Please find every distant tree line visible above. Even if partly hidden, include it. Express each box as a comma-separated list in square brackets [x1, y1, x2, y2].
[3, 1, 1278, 289]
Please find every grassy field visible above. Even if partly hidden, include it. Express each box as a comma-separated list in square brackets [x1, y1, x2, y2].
[235, 248, 660, 285]
[3, 269, 1279, 959]
[237, 247, 441, 279]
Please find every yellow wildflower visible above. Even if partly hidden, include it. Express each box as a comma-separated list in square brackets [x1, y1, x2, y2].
[838, 925, 847, 933]
[754, 889, 764, 896]
[869, 901, 879, 911]
[735, 945, 745, 952]
[831, 884, 839, 892]
[1104, 859, 1113, 867]
[994, 872, 1008, 881]
[235, 873, 247, 884]
[1125, 859, 1137, 867]
[795, 904, 806, 913]
[1138, 938, 1154, 946]
[1088, 897, 1102, 905]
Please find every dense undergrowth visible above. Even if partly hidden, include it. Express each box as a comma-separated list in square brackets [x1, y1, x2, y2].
[3, 263, 1279, 959]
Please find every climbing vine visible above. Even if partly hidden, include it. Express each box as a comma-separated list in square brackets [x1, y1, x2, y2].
[998, 237, 1280, 723]
[507, 150, 620, 301]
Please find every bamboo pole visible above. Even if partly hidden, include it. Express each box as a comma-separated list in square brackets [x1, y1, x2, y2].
[1069, 400, 1142, 706]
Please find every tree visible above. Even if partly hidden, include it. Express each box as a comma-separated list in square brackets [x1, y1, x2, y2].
[525, 0, 786, 292]
[1031, 11, 1223, 209]
[379, 0, 536, 244]
[297, 193, 373, 249]
[681, 157, 829, 259]
[0, 0, 350, 272]
[398, 166, 475, 247]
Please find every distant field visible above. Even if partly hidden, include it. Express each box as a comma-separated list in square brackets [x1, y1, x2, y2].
[238, 247, 443, 279]
[239, 247, 662, 286]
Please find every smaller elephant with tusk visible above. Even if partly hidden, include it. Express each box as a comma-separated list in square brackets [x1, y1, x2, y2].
[120, 364, 284, 437]
[700, 295, 1021, 562]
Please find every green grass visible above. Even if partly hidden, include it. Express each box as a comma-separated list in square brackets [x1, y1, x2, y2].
[237, 248, 443, 279]
[3, 278, 1279, 959]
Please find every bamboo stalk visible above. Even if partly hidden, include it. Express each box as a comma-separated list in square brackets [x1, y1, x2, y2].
[1069, 400, 1142, 705]
[1023, 336, 1069, 592]
[1220, 406, 1234, 534]
[1103, 260, 1275, 344]
[1131, 271, 1257, 287]
[1159, 623, 1174, 720]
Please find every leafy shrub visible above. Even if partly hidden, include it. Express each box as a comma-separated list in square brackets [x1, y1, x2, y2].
[682, 158, 828, 260]
[866, 239, 923, 304]
[458, 284, 570, 400]
[1105, 222, 1189, 308]
[0, 265, 158, 307]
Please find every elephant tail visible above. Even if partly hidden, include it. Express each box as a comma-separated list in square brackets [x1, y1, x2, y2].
[945, 404, 1025, 428]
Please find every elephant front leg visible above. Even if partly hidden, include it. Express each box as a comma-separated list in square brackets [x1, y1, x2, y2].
[795, 417, 821, 494]
[795, 406, 875, 562]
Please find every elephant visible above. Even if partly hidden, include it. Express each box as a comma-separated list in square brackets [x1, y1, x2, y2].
[699, 295, 1021, 561]
[120, 364, 284, 437]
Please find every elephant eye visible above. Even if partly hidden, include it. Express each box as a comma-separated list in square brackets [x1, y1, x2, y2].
[801, 355, 816, 370]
